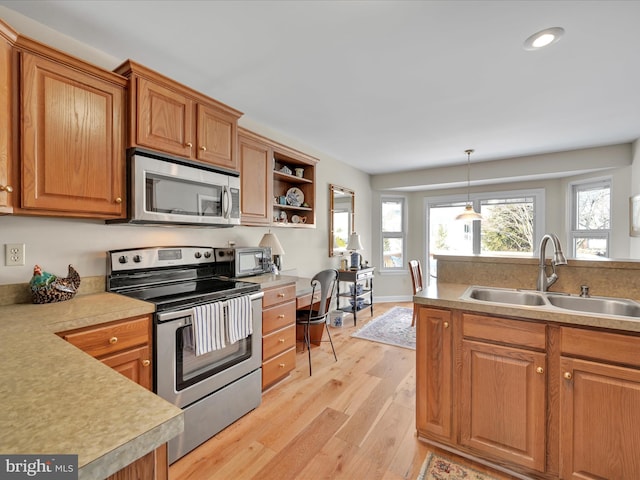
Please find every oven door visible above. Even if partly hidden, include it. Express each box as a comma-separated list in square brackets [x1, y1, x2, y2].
[155, 293, 262, 408]
[129, 151, 240, 226]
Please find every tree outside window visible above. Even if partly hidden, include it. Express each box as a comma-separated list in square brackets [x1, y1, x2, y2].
[570, 180, 611, 258]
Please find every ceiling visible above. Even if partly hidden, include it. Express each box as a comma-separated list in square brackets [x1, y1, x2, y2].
[2, 0, 640, 175]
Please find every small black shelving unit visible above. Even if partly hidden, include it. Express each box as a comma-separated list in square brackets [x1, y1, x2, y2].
[336, 267, 375, 325]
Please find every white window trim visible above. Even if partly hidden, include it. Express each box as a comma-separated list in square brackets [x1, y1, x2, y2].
[568, 177, 612, 258]
[380, 194, 407, 273]
[424, 188, 546, 270]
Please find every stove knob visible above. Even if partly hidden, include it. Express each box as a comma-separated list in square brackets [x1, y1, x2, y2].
[118, 255, 128, 264]
[133, 255, 142, 263]
[204, 251, 212, 258]
[195, 251, 202, 259]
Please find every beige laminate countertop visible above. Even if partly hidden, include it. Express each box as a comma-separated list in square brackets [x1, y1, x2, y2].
[415, 283, 640, 333]
[0, 293, 184, 480]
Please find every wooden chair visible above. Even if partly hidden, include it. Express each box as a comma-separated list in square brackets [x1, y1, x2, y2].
[296, 269, 339, 375]
[409, 260, 424, 327]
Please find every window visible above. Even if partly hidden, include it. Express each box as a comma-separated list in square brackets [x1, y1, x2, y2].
[426, 189, 544, 280]
[569, 179, 611, 258]
[381, 196, 406, 270]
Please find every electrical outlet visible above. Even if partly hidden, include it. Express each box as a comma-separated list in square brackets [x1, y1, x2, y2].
[5, 243, 25, 266]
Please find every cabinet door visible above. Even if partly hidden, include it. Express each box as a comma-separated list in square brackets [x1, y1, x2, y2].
[196, 103, 237, 170]
[239, 134, 271, 224]
[102, 345, 152, 391]
[21, 52, 125, 216]
[416, 307, 452, 441]
[136, 76, 194, 158]
[0, 34, 13, 212]
[460, 339, 546, 472]
[560, 357, 640, 480]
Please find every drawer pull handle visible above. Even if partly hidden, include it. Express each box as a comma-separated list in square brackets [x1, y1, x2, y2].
[279, 363, 286, 368]
[536, 366, 544, 374]
[109, 336, 118, 344]
[142, 359, 151, 367]
[278, 314, 285, 319]
[564, 371, 572, 380]
[443, 321, 449, 328]
[277, 293, 286, 298]
[279, 338, 285, 343]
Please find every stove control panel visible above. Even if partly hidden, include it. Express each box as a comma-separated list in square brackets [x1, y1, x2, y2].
[108, 246, 216, 272]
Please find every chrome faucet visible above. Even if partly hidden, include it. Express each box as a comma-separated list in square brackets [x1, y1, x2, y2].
[537, 233, 568, 291]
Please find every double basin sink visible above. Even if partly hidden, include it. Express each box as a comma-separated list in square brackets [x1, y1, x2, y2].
[461, 286, 640, 319]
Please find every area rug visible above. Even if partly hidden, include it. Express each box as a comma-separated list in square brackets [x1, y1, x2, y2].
[417, 452, 499, 480]
[351, 306, 415, 349]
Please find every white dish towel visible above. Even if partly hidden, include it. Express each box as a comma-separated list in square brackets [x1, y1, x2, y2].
[226, 295, 253, 344]
[192, 301, 226, 356]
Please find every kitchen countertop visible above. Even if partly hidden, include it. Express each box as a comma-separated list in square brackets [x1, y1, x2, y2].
[0, 293, 184, 480]
[415, 283, 640, 333]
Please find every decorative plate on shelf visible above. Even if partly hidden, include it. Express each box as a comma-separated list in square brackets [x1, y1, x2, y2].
[286, 187, 304, 207]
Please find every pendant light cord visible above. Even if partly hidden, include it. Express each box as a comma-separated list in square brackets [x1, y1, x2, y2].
[465, 149, 474, 204]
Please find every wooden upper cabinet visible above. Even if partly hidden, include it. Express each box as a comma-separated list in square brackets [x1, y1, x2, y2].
[239, 130, 272, 225]
[136, 76, 194, 158]
[0, 21, 17, 214]
[116, 60, 242, 171]
[18, 46, 126, 218]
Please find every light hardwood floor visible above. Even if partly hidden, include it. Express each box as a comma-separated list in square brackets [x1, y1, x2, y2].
[169, 302, 509, 480]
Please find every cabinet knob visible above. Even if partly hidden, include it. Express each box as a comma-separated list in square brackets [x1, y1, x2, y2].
[443, 321, 449, 328]
[564, 371, 572, 380]
[0, 184, 13, 193]
[278, 314, 285, 319]
[279, 338, 285, 343]
[279, 363, 286, 368]
[109, 336, 118, 344]
[142, 359, 151, 367]
[200, 145, 207, 151]
[186, 142, 193, 148]
[277, 293, 286, 298]
[536, 366, 544, 374]
[115, 197, 122, 204]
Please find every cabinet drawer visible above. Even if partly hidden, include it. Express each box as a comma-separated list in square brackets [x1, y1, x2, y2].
[262, 346, 295, 389]
[561, 326, 640, 368]
[262, 284, 296, 308]
[263, 301, 295, 334]
[462, 313, 546, 350]
[61, 316, 150, 358]
[263, 324, 296, 360]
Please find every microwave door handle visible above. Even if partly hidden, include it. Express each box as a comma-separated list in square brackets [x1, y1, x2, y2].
[222, 186, 230, 219]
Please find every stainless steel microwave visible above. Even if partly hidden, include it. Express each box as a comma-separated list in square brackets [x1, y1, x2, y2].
[110, 148, 240, 227]
[214, 247, 272, 278]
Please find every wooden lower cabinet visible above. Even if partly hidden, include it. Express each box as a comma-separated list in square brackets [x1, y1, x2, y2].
[261, 283, 296, 390]
[58, 315, 167, 479]
[559, 328, 640, 480]
[416, 304, 640, 479]
[416, 307, 452, 441]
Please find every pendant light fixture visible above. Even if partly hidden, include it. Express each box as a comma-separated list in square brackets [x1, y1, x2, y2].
[455, 149, 482, 221]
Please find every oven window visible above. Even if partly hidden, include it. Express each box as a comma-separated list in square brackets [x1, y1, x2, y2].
[176, 325, 251, 391]
[146, 173, 223, 217]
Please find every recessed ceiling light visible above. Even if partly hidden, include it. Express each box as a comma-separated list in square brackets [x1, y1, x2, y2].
[523, 27, 565, 51]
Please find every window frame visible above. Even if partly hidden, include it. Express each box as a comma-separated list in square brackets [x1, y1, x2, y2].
[424, 188, 545, 281]
[568, 178, 611, 258]
[380, 195, 407, 272]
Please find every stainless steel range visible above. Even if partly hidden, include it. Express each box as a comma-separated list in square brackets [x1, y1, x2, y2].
[106, 246, 263, 464]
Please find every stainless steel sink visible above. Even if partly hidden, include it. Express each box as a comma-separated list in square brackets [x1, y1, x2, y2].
[466, 287, 546, 306]
[461, 286, 640, 319]
[546, 294, 640, 317]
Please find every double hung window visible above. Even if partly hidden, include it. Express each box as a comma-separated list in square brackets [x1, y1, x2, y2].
[569, 179, 611, 258]
[381, 196, 406, 271]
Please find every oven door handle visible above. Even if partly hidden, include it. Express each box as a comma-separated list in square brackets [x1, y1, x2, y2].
[156, 291, 264, 323]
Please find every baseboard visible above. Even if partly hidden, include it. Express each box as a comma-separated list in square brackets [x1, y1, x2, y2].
[374, 295, 413, 303]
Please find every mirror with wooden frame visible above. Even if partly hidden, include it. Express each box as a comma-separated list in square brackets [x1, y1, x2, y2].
[329, 184, 355, 257]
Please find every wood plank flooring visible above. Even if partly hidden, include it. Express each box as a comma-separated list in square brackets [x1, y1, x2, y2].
[169, 302, 510, 480]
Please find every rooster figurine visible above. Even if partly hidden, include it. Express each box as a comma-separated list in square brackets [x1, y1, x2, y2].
[30, 264, 81, 304]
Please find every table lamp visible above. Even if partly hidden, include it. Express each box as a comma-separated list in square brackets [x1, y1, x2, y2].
[346, 232, 363, 270]
[259, 231, 285, 273]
